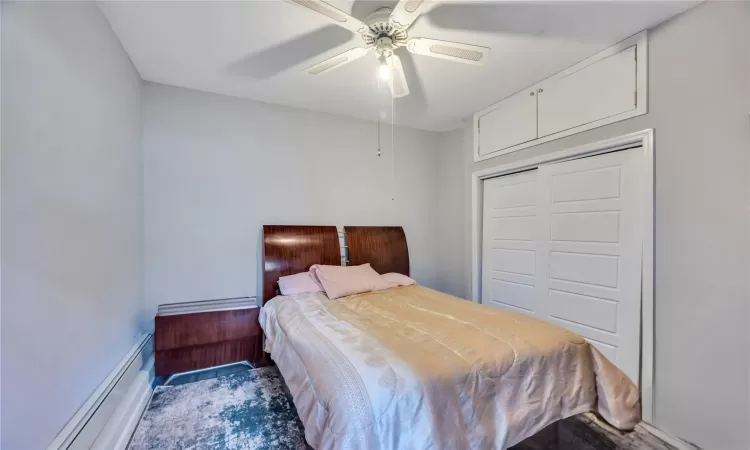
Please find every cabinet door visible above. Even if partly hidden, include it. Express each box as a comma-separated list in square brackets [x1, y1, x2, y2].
[538, 46, 637, 137]
[478, 89, 537, 156]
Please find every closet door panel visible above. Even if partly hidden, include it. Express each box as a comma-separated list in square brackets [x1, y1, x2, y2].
[536, 148, 644, 384]
[547, 290, 618, 333]
[481, 170, 541, 315]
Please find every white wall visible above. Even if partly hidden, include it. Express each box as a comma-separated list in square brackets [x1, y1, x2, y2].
[143, 83, 439, 317]
[1, 2, 144, 448]
[445, 2, 750, 448]
[747, 1, 750, 114]
[435, 129, 467, 298]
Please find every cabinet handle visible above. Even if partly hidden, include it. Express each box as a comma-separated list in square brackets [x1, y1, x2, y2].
[529, 91, 535, 96]
[537, 88, 544, 93]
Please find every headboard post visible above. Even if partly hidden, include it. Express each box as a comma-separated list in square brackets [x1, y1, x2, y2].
[262, 225, 340, 303]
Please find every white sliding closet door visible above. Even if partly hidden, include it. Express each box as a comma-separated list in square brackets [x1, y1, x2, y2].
[481, 148, 644, 384]
[481, 170, 541, 314]
[537, 148, 644, 384]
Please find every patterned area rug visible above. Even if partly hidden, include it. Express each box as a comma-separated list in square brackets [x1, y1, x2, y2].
[131, 366, 680, 450]
[129, 366, 309, 450]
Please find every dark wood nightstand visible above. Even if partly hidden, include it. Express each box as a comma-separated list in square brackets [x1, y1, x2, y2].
[154, 298, 264, 377]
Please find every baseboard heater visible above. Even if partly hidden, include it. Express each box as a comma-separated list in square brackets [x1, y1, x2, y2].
[47, 333, 155, 450]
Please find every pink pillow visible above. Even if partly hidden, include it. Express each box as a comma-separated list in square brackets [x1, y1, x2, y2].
[277, 271, 324, 296]
[382, 272, 416, 287]
[311, 264, 391, 299]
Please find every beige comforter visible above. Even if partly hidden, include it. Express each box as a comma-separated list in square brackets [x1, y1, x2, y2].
[260, 285, 640, 450]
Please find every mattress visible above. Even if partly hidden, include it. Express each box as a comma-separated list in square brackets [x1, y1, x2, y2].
[259, 285, 640, 450]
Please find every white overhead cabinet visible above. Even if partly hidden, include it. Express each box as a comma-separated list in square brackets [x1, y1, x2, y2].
[478, 90, 538, 155]
[537, 46, 637, 137]
[474, 31, 647, 162]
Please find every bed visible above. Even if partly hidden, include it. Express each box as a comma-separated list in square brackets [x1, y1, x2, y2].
[259, 225, 640, 450]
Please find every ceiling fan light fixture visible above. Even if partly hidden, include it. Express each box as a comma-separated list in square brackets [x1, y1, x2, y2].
[378, 57, 391, 81]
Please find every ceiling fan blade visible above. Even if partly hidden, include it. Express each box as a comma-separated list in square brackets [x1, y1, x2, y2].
[387, 54, 410, 98]
[286, 0, 371, 35]
[305, 47, 369, 75]
[389, 0, 426, 30]
[407, 38, 490, 66]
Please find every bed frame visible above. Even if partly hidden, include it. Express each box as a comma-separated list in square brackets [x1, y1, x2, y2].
[262, 225, 340, 303]
[261, 225, 409, 303]
[344, 226, 409, 276]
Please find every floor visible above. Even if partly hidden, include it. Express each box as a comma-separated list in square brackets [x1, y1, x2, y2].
[134, 365, 688, 450]
[509, 414, 680, 450]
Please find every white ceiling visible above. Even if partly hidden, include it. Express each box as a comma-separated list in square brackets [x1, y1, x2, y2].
[99, 0, 696, 131]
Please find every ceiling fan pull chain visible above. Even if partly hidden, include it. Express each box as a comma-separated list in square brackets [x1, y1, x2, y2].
[377, 118, 381, 157]
[391, 94, 396, 201]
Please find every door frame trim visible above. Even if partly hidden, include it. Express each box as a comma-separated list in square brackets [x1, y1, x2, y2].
[470, 128, 654, 423]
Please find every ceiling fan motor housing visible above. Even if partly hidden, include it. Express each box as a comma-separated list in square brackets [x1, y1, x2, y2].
[362, 7, 408, 51]
[375, 37, 395, 58]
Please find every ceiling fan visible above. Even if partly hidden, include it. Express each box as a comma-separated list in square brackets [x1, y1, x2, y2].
[286, 0, 491, 98]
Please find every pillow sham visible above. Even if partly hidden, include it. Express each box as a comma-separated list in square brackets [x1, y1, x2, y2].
[382, 272, 417, 287]
[278, 271, 324, 296]
[311, 263, 391, 299]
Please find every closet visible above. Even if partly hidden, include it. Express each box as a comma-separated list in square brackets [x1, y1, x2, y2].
[481, 147, 645, 384]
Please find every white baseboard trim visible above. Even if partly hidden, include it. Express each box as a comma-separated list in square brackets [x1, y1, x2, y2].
[47, 333, 154, 450]
[637, 422, 700, 450]
[92, 354, 154, 450]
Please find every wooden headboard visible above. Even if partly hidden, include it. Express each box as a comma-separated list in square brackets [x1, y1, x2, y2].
[344, 226, 409, 276]
[262, 225, 340, 303]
